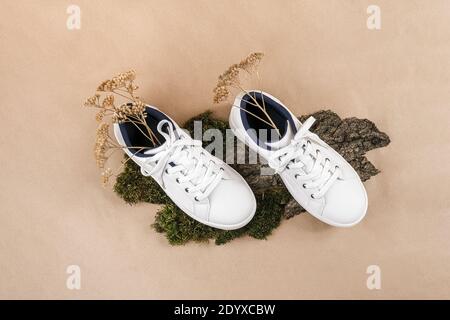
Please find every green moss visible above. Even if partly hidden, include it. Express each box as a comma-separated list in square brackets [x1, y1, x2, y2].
[114, 160, 169, 205]
[247, 191, 290, 239]
[150, 190, 290, 245]
[152, 203, 217, 245]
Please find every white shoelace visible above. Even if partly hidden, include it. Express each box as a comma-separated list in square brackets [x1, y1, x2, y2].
[268, 117, 341, 199]
[140, 120, 224, 201]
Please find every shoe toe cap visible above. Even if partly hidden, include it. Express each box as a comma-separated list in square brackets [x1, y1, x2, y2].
[208, 180, 256, 229]
[322, 178, 368, 227]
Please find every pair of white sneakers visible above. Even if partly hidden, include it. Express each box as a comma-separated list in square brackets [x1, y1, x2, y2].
[114, 91, 367, 230]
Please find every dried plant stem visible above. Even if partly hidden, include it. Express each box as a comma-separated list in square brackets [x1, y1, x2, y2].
[256, 70, 262, 87]
[85, 70, 165, 186]
[111, 90, 133, 101]
[237, 86, 281, 137]
[106, 146, 148, 181]
[139, 115, 161, 145]
[121, 119, 153, 142]
[232, 105, 279, 129]
[259, 90, 267, 112]
[105, 146, 151, 162]
[125, 114, 161, 145]
[212, 52, 281, 137]
[115, 88, 132, 94]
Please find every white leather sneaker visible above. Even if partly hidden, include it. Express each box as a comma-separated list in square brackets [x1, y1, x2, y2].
[229, 91, 368, 227]
[114, 105, 256, 230]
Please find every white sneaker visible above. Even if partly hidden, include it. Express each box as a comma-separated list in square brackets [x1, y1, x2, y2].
[229, 91, 368, 227]
[114, 105, 256, 230]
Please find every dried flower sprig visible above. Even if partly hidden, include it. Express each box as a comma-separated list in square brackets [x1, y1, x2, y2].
[94, 121, 150, 186]
[84, 70, 160, 186]
[94, 123, 113, 169]
[94, 122, 120, 186]
[101, 168, 113, 187]
[212, 52, 280, 137]
[97, 70, 137, 92]
[213, 52, 264, 104]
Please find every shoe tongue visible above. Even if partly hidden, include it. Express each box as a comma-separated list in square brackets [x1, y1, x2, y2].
[265, 121, 295, 150]
[266, 120, 317, 173]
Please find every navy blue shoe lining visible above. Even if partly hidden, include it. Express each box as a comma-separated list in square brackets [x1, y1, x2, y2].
[239, 91, 297, 150]
[118, 106, 174, 158]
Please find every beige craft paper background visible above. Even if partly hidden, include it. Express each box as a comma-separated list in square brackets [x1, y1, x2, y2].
[1, 0, 449, 299]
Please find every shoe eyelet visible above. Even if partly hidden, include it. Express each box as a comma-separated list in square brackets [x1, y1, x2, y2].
[176, 178, 180, 183]
[185, 187, 190, 193]
[286, 165, 290, 170]
[295, 174, 299, 179]
[325, 157, 330, 162]
[165, 169, 169, 174]
[194, 196, 200, 202]
[311, 194, 315, 199]
[302, 183, 307, 188]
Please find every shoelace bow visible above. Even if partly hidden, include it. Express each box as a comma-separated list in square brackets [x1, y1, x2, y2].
[268, 117, 341, 199]
[140, 120, 224, 201]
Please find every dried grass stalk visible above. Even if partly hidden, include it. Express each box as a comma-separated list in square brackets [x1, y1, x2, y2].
[84, 70, 160, 186]
[212, 52, 280, 136]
